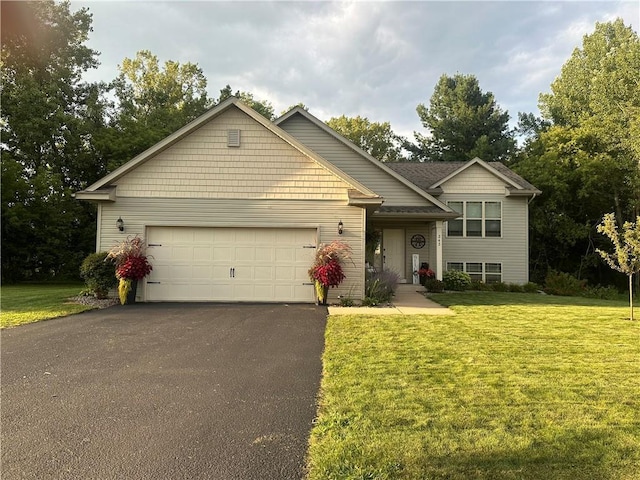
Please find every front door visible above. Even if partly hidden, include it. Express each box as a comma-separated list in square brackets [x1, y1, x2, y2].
[383, 228, 406, 282]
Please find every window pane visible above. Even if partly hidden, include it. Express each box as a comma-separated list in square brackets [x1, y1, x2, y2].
[486, 274, 502, 284]
[448, 219, 463, 236]
[486, 263, 502, 273]
[485, 202, 501, 218]
[448, 201, 463, 214]
[467, 202, 482, 218]
[447, 262, 463, 271]
[485, 220, 501, 237]
[466, 263, 482, 273]
[467, 219, 482, 236]
[469, 273, 483, 282]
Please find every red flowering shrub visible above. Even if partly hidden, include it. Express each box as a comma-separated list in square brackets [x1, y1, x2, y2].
[310, 259, 345, 288]
[116, 255, 152, 280]
[418, 268, 435, 279]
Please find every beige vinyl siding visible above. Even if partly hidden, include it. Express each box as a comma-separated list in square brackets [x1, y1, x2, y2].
[439, 163, 508, 194]
[440, 194, 530, 284]
[279, 115, 431, 206]
[99, 197, 365, 301]
[116, 108, 349, 200]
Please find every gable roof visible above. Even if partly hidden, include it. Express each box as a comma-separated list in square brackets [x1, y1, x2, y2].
[76, 98, 381, 202]
[387, 158, 541, 196]
[275, 107, 454, 213]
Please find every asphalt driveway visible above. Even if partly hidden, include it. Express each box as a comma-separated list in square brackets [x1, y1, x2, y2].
[1, 303, 327, 479]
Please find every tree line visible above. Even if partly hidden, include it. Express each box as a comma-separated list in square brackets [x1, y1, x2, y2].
[2, 1, 638, 290]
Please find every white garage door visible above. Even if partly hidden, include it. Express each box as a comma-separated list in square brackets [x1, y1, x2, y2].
[145, 227, 317, 302]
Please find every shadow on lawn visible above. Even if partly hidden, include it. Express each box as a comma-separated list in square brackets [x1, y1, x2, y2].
[420, 426, 634, 480]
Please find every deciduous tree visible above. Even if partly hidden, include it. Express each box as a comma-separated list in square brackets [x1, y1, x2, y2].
[217, 84, 275, 120]
[101, 50, 212, 170]
[326, 115, 405, 162]
[1, 0, 105, 281]
[597, 213, 640, 320]
[513, 19, 640, 284]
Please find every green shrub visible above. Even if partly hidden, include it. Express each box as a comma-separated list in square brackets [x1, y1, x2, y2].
[523, 282, 540, 293]
[424, 278, 444, 293]
[507, 283, 524, 293]
[364, 270, 400, 305]
[443, 270, 471, 291]
[544, 270, 586, 296]
[583, 285, 619, 300]
[80, 252, 117, 299]
[339, 295, 355, 307]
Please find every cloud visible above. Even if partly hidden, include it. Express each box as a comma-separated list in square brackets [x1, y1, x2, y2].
[73, 0, 639, 140]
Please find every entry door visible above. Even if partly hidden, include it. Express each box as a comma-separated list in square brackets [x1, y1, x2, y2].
[383, 228, 406, 281]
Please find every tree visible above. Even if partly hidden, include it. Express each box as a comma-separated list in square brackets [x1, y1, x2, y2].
[217, 84, 275, 120]
[101, 50, 213, 170]
[326, 115, 405, 162]
[539, 18, 640, 221]
[513, 19, 640, 284]
[597, 213, 640, 320]
[1, 1, 105, 281]
[281, 103, 309, 116]
[410, 73, 515, 162]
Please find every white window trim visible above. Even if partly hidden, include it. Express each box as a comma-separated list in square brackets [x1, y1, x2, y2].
[446, 201, 502, 238]
[446, 262, 503, 283]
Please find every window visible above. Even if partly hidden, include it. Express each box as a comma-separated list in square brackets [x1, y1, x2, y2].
[485, 263, 502, 283]
[446, 201, 502, 238]
[447, 202, 463, 237]
[447, 262, 464, 272]
[485, 202, 502, 237]
[466, 262, 483, 281]
[447, 262, 502, 283]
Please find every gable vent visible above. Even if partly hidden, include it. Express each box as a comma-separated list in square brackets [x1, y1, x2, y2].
[227, 129, 241, 147]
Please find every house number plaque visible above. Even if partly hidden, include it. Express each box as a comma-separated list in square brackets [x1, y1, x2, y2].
[410, 234, 426, 249]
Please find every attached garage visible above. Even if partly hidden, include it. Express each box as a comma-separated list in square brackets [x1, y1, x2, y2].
[145, 227, 318, 302]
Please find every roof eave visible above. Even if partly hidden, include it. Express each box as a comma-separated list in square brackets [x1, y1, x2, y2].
[73, 187, 116, 202]
[506, 188, 542, 197]
[372, 211, 459, 220]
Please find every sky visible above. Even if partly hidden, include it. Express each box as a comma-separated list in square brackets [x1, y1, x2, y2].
[72, 0, 639, 140]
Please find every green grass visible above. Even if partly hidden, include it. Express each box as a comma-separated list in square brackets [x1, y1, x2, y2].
[1, 284, 94, 328]
[308, 292, 640, 479]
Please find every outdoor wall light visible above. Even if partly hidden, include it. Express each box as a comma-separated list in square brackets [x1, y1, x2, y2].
[338, 220, 344, 235]
[116, 217, 124, 232]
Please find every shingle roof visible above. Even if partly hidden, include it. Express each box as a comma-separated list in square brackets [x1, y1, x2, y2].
[387, 161, 538, 192]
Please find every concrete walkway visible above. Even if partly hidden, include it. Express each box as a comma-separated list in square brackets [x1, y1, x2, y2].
[328, 284, 454, 316]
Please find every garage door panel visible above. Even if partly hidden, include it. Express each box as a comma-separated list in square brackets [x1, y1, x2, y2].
[193, 246, 212, 260]
[146, 227, 316, 302]
[235, 246, 256, 261]
[254, 266, 273, 280]
[213, 247, 233, 261]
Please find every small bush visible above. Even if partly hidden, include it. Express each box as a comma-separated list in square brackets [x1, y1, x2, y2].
[507, 283, 524, 293]
[583, 285, 619, 300]
[469, 280, 492, 291]
[339, 295, 355, 307]
[443, 270, 472, 291]
[365, 269, 400, 304]
[523, 282, 540, 293]
[80, 252, 117, 299]
[544, 270, 586, 296]
[424, 278, 444, 293]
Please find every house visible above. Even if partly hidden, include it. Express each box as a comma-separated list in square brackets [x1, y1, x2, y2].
[76, 97, 540, 303]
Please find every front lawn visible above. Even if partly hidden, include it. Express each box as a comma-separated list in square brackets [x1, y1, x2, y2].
[1, 284, 93, 328]
[308, 292, 639, 479]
